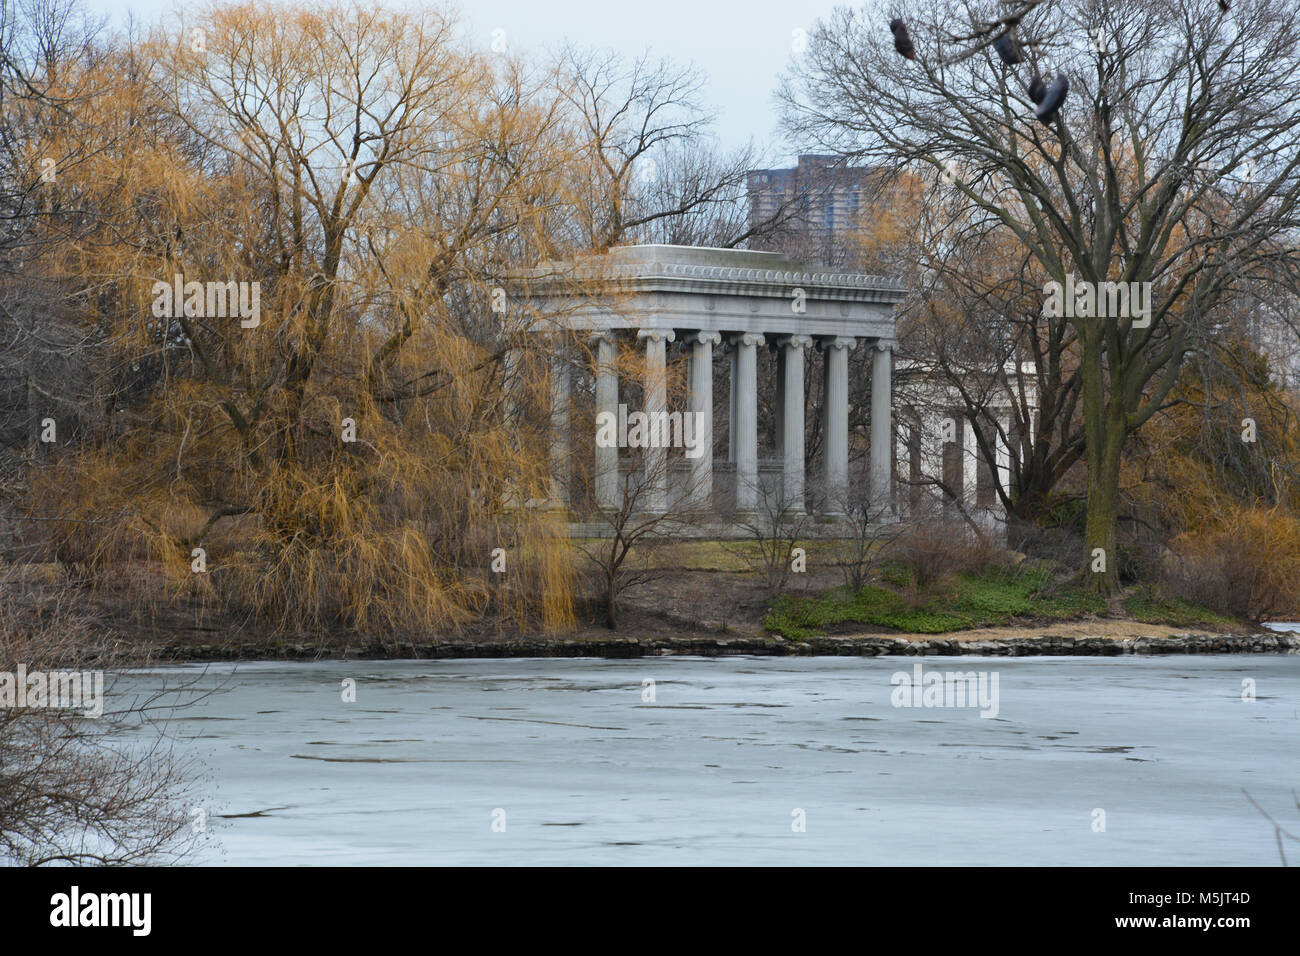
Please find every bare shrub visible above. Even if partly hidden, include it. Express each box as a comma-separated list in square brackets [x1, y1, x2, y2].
[890, 517, 996, 589]
[1163, 506, 1300, 621]
[826, 485, 902, 591]
[0, 566, 203, 865]
[726, 479, 812, 596]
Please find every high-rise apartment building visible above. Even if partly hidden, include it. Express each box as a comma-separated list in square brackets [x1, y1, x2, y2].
[746, 154, 874, 265]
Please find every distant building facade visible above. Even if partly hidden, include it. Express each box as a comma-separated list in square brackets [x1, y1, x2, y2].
[1243, 305, 1300, 391]
[746, 154, 876, 266]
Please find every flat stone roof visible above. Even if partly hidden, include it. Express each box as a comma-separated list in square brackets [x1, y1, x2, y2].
[518, 244, 907, 301]
[515, 244, 904, 340]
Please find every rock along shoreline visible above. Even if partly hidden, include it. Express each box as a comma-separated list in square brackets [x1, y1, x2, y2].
[150, 630, 1300, 662]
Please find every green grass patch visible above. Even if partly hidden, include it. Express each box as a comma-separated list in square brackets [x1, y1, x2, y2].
[762, 564, 1106, 639]
[1122, 589, 1238, 629]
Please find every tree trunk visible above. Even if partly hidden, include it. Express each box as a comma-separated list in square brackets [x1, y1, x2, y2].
[605, 574, 618, 629]
[1084, 438, 1123, 596]
[1081, 337, 1125, 597]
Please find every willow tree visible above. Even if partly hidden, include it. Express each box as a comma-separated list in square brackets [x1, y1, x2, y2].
[26, 1, 591, 636]
[782, 0, 1300, 594]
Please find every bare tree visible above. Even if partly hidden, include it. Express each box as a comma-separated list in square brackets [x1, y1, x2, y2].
[782, 0, 1300, 594]
[557, 45, 804, 251]
[891, 179, 1087, 528]
[0, 0, 114, 508]
[575, 443, 709, 630]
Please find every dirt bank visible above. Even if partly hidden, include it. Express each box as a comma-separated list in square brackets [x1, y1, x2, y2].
[7, 561, 1293, 662]
[141, 624, 1297, 661]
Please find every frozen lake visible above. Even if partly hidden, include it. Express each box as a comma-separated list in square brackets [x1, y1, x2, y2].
[128, 655, 1300, 865]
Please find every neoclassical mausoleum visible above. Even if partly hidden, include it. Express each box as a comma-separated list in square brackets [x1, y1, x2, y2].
[516, 244, 1028, 532]
[516, 244, 902, 521]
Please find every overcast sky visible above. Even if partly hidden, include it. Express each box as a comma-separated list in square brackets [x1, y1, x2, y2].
[83, 0, 851, 161]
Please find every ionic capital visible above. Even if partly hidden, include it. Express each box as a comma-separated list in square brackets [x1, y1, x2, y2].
[636, 328, 676, 344]
[684, 330, 723, 347]
[729, 332, 766, 348]
[776, 334, 815, 351]
[818, 335, 858, 352]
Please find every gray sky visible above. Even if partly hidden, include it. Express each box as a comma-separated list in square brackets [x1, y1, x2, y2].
[83, 0, 851, 159]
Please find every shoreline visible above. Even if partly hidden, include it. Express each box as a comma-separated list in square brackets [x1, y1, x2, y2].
[143, 630, 1300, 662]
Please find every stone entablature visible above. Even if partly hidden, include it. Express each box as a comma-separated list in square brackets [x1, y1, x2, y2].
[515, 245, 903, 341]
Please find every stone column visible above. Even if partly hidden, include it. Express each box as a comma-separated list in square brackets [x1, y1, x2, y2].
[730, 332, 764, 513]
[728, 347, 737, 462]
[501, 346, 522, 512]
[686, 331, 721, 508]
[869, 339, 895, 514]
[638, 328, 675, 513]
[778, 335, 813, 513]
[963, 414, 979, 510]
[502, 346, 521, 424]
[549, 344, 570, 509]
[820, 336, 856, 513]
[895, 420, 911, 518]
[774, 345, 786, 462]
[593, 332, 619, 511]
[919, 411, 943, 487]
[995, 409, 1012, 501]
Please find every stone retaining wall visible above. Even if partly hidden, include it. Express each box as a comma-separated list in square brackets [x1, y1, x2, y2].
[149, 631, 1300, 662]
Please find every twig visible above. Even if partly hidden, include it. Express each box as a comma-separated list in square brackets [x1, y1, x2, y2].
[1243, 789, 1300, 866]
